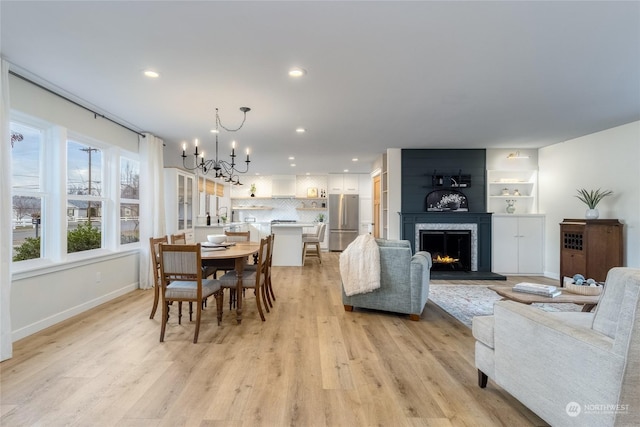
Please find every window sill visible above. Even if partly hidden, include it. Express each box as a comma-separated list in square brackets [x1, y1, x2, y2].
[11, 246, 140, 281]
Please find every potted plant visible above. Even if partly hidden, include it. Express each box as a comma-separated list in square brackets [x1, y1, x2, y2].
[576, 188, 613, 219]
[250, 183, 257, 197]
[316, 213, 325, 223]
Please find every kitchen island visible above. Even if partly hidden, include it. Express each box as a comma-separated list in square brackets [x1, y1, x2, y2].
[271, 222, 316, 266]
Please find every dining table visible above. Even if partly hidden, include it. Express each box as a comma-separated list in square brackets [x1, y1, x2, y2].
[200, 242, 260, 324]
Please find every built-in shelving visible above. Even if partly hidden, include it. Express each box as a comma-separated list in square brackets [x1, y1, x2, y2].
[487, 170, 538, 214]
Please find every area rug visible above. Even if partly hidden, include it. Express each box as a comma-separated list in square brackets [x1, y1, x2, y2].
[428, 284, 581, 328]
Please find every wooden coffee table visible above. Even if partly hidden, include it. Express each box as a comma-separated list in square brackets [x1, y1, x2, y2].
[488, 285, 600, 312]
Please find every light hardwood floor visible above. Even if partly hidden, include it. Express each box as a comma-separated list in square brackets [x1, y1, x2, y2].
[1, 253, 552, 426]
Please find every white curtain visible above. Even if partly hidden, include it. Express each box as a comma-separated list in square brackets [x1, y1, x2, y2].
[1, 60, 13, 361]
[139, 133, 165, 289]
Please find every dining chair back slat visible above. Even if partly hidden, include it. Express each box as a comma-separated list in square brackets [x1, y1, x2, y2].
[149, 235, 168, 319]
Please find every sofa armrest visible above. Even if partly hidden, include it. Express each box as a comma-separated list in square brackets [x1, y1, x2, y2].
[409, 251, 431, 314]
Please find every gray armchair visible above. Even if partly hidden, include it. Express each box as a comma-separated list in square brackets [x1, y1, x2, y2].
[473, 267, 640, 426]
[342, 239, 432, 320]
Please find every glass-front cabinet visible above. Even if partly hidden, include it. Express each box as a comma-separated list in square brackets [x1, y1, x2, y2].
[164, 168, 195, 238]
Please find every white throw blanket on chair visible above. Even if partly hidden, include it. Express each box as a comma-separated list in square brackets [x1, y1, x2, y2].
[340, 234, 381, 296]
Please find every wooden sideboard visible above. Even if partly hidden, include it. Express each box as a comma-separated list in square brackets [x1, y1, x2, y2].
[559, 219, 623, 286]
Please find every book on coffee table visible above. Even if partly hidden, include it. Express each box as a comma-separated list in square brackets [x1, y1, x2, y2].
[513, 288, 562, 298]
[513, 282, 560, 297]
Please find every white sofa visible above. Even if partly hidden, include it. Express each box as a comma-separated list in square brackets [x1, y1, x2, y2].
[473, 267, 640, 427]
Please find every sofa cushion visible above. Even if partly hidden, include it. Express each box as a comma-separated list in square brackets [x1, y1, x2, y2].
[472, 315, 494, 348]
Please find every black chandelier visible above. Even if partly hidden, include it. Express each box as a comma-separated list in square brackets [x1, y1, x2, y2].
[182, 107, 251, 184]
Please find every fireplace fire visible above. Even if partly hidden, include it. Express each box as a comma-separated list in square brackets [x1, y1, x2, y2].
[420, 230, 472, 271]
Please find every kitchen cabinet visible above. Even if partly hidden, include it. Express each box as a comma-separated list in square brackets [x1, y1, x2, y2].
[492, 214, 544, 275]
[164, 168, 195, 241]
[328, 174, 359, 194]
[559, 219, 623, 286]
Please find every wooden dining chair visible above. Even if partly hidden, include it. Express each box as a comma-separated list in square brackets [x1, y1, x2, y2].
[220, 229, 252, 277]
[224, 230, 250, 242]
[149, 235, 168, 319]
[246, 233, 275, 308]
[158, 243, 224, 343]
[170, 232, 186, 244]
[219, 235, 271, 321]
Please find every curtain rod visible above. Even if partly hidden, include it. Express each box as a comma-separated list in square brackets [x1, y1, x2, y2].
[9, 70, 146, 138]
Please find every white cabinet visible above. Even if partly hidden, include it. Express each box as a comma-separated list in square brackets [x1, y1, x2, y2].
[328, 174, 359, 194]
[487, 170, 538, 214]
[164, 168, 196, 240]
[492, 215, 544, 275]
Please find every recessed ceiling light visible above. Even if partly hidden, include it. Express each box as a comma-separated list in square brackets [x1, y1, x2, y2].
[210, 129, 219, 133]
[296, 127, 306, 133]
[343, 169, 349, 173]
[290, 163, 296, 167]
[352, 158, 358, 162]
[143, 70, 160, 78]
[288, 67, 306, 77]
[288, 156, 295, 160]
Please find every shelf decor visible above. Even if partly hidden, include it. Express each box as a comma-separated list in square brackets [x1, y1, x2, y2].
[307, 187, 318, 198]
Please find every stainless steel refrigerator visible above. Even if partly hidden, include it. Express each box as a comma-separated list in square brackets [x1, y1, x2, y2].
[329, 194, 359, 251]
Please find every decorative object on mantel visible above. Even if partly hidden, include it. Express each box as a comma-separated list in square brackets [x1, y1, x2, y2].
[181, 107, 252, 184]
[250, 183, 257, 197]
[425, 189, 469, 212]
[501, 188, 510, 196]
[431, 169, 471, 188]
[505, 199, 516, 214]
[575, 188, 613, 219]
[513, 189, 521, 196]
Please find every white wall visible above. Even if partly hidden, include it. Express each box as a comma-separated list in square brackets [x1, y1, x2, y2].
[9, 74, 141, 341]
[539, 121, 640, 278]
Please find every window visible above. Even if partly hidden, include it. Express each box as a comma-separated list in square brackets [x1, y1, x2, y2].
[66, 140, 103, 253]
[120, 157, 140, 244]
[11, 122, 43, 261]
[10, 113, 141, 267]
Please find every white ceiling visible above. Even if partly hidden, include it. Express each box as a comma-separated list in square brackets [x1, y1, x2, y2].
[2, 1, 639, 176]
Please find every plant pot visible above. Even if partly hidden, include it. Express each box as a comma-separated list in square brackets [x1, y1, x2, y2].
[585, 208, 599, 219]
